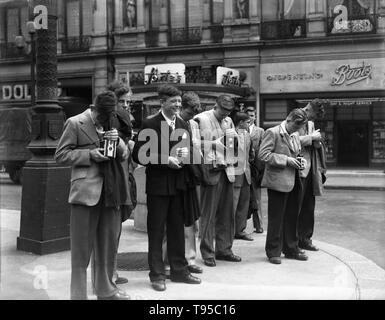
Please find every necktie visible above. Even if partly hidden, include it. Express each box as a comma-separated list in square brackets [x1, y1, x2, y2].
[170, 120, 175, 131]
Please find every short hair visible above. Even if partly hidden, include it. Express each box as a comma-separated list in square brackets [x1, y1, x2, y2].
[94, 91, 117, 128]
[158, 84, 182, 101]
[107, 80, 132, 99]
[233, 112, 250, 127]
[216, 95, 235, 111]
[286, 108, 308, 125]
[182, 91, 201, 113]
[308, 98, 326, 119]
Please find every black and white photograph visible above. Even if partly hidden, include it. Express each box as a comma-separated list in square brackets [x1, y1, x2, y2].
[0, 0, 384, 308]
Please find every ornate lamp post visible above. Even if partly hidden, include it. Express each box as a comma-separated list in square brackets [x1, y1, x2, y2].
[17, 0, 71, 255]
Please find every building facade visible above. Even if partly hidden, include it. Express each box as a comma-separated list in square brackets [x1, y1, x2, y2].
[0, 0, 384, 168]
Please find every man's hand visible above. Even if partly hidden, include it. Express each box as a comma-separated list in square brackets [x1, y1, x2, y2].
[168, 156, 182, 169]
[225, 128, 237, 138]
[103, 129, 119, 141]
[311, 129, 322, 142]
[90, 148, 109, 163]
[287, 157, 301, 169]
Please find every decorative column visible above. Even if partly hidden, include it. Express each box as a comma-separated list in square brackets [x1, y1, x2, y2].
[91, 0, 108, 51]
[17, 0, 71, 255]
[57, 0, 65, 54]
[223, 0, 234, 43]
[249, 0, 260, 41]
[158, 0, 168, 47]
[136, 0, 146, 48]
[114, 0, 123, 32]
[378, 0, 385, 34]
[306, 0, 326, 37]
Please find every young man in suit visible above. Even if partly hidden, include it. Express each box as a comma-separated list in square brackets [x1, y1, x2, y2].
[194, 95, 242, 267]
[298, 99, 327, 252]
[55, 91, 130, 300]
[246, 106, 265, 234]
[259, 108, 309, 265]
[132, 85, 201, 292]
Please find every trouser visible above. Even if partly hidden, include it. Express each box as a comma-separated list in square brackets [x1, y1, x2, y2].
[185, 220, 199, 265]
[200, 171, 234, 260]
[70, 200, 121, 300]
[265, 173, 303, 258]
[250, 183, 263, 229]
[147, 193, 188, 282]
[298, 172, 316, 245]
[233, 175, 251, 236]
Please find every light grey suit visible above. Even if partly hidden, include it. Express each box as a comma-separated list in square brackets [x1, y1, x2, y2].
[55, 109, 128, 299]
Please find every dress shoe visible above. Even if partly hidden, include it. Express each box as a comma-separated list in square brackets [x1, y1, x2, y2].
[188, 264, 203, 274]
[285, 252, 308, 261]
[203, 258, 216, 267]
[97, 291, 130, 300]
[151, 280, 166, 292]
[299, 242, 319, 251]
[234, 233, 254, 241]
[255, 228, 264, 234]
[268, 257, 282, 264]
[115, 276, 128, 285]
[170, 273, 201, 284]
[215, 253, 242, 262]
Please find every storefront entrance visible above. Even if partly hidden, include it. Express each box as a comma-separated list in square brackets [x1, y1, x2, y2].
[337, 121, 369, 167]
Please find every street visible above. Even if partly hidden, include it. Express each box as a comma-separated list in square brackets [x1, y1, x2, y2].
[1, 172, 384, 270]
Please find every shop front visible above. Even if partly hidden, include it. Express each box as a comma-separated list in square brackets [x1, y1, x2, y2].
[260, 58, 385, 168]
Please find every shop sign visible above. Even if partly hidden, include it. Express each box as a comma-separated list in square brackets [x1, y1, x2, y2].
[144, 64, 185, 85]
[267, 72, 323, 82]
[331, 61, 372, 86]
[217, 67, 241, 87]
[1, 84, 31, 101]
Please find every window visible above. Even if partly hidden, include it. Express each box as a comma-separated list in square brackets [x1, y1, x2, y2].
[327, 0, 376, 34]
[168, 0, 202, 45]
[211, 0, 224, 24]
[63, 0, 92, 53]
[261, 0, 306, 40]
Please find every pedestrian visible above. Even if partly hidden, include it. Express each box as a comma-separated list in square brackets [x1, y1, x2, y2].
[298, 99, 328, 251]
[259, 108, 309, 265]
[132, 84, 201, 292]
[194, 95, 241, 267]
[246, 105, 265, 234]
[55, 91, 130, 300]
[233, 112, 254, 241]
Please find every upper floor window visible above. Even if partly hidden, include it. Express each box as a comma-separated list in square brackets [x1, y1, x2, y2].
[211, 0, 224, 24]
[168, 0, 203, 45]
[63, 0, 93, 53]
[261, 0, 306, 40]
[327, 0, 376, 34]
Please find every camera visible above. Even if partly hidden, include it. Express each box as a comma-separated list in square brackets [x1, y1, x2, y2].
[102, 138, 117, 158]
[296, 155, 307, 170]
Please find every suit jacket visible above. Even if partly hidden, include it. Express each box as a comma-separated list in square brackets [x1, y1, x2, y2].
[54, 109, 128, 206]
[234, 130, 252, 187]
[299, 121, 327, 196]
[193, 109, 236, 185]
[132, 112, 190, 196]
[249, 125, 265, 188]
[258, 121, 301, 193]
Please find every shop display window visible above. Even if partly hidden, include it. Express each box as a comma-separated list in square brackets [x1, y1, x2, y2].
[372, 121, 385, 160]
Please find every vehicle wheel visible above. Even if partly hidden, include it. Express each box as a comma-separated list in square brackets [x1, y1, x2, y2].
[8, 168, 22, 185]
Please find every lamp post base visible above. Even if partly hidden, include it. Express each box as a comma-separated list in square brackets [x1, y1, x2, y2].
[17, 165, 71, 255]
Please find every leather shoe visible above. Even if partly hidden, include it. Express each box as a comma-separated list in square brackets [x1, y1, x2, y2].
[115, 276, 128, 285]
[203, 258, 216, 267]
[215, 253, 242, 262]
[299, 242, 319, 251]
[188, 264, 203, 274]
[97, 291, 130, 300]
[151, 280, 166, 291]
[234, 234, 254, 241]
[255, 228, 264, 234]
[285, 252, 308, 261]
[171, 273, 201, 284]
[268, 257, 282, 264]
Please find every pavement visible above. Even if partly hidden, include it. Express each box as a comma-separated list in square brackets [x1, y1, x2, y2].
[1, 207, 385, 300]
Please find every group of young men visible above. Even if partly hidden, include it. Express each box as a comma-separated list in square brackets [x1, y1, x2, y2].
[55, 82, 326, 300]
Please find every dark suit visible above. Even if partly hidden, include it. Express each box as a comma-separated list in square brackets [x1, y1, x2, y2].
[132, 112, 190, 282]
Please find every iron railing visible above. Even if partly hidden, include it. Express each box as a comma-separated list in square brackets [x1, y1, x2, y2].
[168, 27, 202, 46]
[61, 36, 92, 53]
[145, 29, 160, 48]
[0, 42, 29, 59]
[209, 24, 224, 43]
[261, 19, 307, 40]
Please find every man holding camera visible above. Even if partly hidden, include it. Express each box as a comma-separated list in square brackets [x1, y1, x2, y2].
[55, 91, 130, 300]
[258, 108, 309, 265]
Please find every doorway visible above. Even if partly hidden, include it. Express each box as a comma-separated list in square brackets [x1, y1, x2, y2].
[337, 121, 369, 167]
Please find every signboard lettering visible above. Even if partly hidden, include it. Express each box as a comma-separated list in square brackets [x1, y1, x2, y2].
[1, 84, 31, 101]
[217, 67, 242, 87]
[331, 62, 372, 86]
[144, 64, 185, 85]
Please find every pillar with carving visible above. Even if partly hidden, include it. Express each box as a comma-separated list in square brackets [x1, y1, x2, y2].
[18, 0, 71, 255]
[307, 0, 326, 37]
